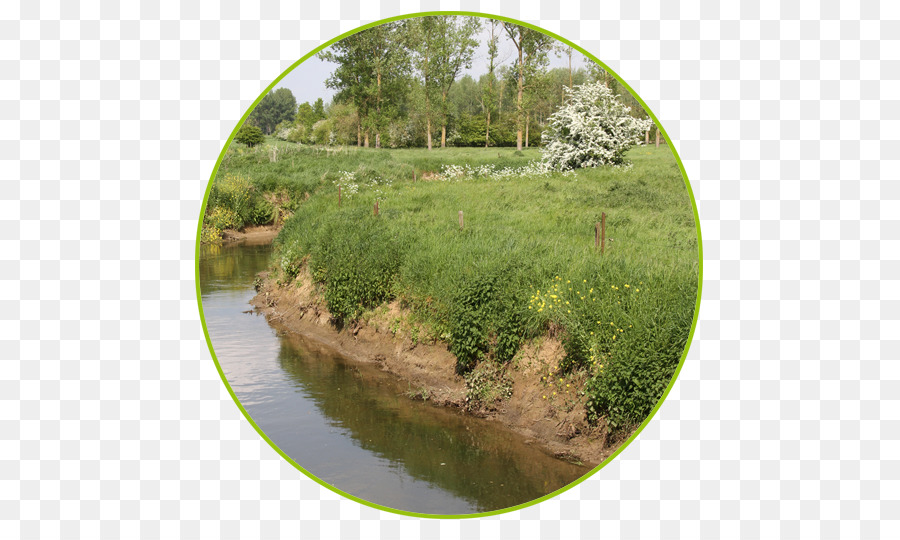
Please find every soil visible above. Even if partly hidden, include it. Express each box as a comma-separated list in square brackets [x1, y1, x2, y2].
[251, 264, 636, 468]
[221, 225, 281, 245]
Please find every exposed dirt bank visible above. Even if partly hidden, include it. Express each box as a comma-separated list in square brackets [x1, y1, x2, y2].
[221, 225, 281, 245]
[251, 265, 636, 467]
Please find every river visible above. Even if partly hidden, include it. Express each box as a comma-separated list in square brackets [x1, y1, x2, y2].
[198, 238, 589, 515]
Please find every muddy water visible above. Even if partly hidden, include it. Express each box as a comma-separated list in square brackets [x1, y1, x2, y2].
[199, 240, 588, 514]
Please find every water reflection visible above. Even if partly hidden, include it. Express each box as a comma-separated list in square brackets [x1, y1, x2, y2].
[200, 240, 588, 514]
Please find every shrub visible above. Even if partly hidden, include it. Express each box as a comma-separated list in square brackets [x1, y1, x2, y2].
[541, 81, 651, 170]
[208, 174, 253, 229]
[234, 124, 265, 147]
[494, 308, 523, 364]
[584, 309, 691, 431]
[449, 276, 497, 374]
[286, 124, 307, 144]
[584, 351, 676, 432]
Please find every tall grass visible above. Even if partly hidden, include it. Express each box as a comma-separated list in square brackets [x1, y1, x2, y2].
[218, 141, 699, 430]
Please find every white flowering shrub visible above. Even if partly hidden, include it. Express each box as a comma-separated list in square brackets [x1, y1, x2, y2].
[434, 161, 573, 182]
[541, 81, 652, 170]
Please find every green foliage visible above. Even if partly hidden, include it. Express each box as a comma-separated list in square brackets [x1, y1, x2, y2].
[584, 342, 678, 432]
[249, 88, 297, 134]
[449, 275, 497, 374]
[231, 145, 696, 429]
[309, 212, 407, 324]
[559, 325, 590, 372]
[205, 172, 280, 232]
[494, 309, 523, 364]
[234, 125, 265, 148]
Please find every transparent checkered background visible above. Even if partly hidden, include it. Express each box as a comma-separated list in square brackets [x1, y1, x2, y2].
[1, 0, 896, 537]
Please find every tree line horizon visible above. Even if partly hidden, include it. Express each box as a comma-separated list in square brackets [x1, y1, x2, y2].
[245, 16, 654, 151]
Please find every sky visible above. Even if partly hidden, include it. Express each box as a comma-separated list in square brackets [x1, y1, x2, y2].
[274, 20, 586, 106]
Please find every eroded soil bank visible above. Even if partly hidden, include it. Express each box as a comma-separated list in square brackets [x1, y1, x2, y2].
[220, 224, 281, 244]
[251, 265, 635, 467]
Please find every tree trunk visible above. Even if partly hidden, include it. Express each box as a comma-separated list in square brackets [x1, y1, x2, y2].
[376, 68, 382, 149]
[525, 112, 530, 148]
[364, 132, 369, 148]
[357, 118, 362, 147]
[427, 117, 432, 150]
[441, 90, 447, 148]
[485, 109, 491, 148]
[516, 36, 524, 152]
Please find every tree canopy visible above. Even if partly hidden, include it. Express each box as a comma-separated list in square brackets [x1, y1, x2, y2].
[268, 17, 653, 152]
[249, 88, 297, 134]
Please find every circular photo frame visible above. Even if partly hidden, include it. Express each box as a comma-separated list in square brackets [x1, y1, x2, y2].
[196, 12, 702, 517]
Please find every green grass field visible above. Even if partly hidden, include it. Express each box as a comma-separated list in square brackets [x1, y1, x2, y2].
[204, 141, 700, 430]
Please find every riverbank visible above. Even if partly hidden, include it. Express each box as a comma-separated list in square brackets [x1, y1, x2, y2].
[220, 224, 281, 245]
[252, 263, 636, 467]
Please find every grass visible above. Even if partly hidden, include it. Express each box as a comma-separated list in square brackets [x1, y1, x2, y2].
[207, 140, 699, 430]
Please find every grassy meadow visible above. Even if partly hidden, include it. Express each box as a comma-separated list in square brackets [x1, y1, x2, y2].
[203, 140, 699, 430]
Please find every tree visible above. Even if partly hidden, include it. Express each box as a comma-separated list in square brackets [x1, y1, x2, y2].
[481, 19, 502, 147]
[295, 102, 317, 131]
[502, 23, 553, 150]
[364, 22, 412, 148]
[408, 17, 441, 150]
[319, 22, 410, 148]
[249, 88, 297, 134]
[409, 16, 480, 150]
[312, 98, 325, 119]
[432, 16, 481, 148]
[541, 81, 652, 169]
[234, 124, 264, 147]
[319, 35, 369, 146]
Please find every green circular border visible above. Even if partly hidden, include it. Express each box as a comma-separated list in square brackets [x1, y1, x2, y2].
[195, 11, 703, 519]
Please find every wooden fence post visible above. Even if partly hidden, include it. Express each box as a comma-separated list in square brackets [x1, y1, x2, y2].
[601, 212, 606, 254]
[656, 129, 660, 148]
[595, 222, 600, 250]
[459, 211, 464, 230]
[374, 201, 379, 216]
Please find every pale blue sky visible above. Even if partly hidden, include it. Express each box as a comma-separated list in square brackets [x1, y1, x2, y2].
[274, 21, 583, 107]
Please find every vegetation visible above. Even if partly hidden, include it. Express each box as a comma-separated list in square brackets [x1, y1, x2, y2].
[248, 88, 297, 134]
[234, 124, 264, 148]
[542, 81, 652, 169]
[241, 16, 654, 151]
[204, 16, 696, 433]
[255, 145, 697, 431]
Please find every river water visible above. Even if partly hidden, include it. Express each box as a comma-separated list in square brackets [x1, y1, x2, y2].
[198, 239, 589, 515]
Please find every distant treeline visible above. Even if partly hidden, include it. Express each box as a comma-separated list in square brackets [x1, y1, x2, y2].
[247, 16, 653, 150]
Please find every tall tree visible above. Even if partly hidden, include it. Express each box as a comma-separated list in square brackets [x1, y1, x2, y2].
[319, 34, 372, 146]
[433, 16, 481, 148]
[481, 19, 501, 147]
[410, 16, 480, 150]
[312, 98, 325, 119]
[249, 88, 297, 134]
[502, 23, 553, 150]
[363, 22, 411, 148]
